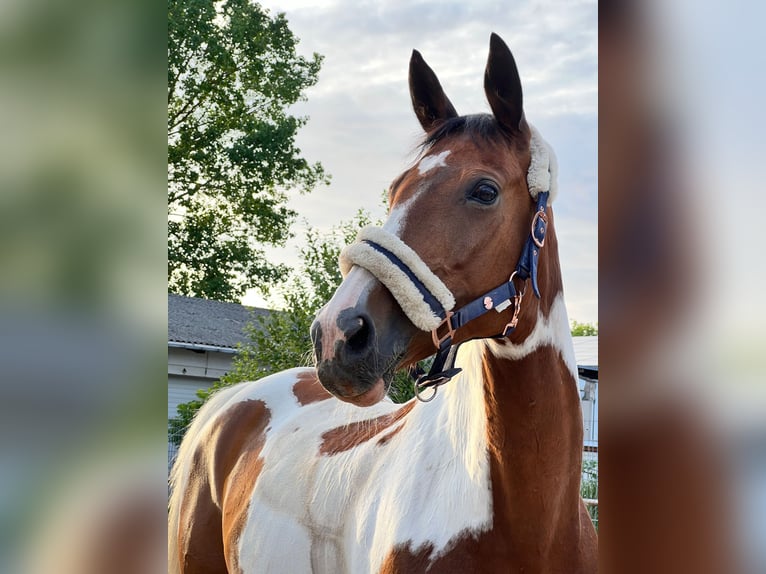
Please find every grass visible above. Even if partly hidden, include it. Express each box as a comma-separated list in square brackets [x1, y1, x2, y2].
[581, 459, 599, 530]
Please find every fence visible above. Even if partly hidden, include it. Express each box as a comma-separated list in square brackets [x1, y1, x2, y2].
[581, 442, 599, 529]
[168, 426, 185, 473]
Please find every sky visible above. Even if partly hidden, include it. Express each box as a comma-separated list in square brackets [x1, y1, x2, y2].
[243, 0, 598, 325]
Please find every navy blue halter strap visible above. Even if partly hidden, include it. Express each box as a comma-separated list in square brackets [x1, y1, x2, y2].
[412, 191, 550, 401]
[359, 241, 447, 320]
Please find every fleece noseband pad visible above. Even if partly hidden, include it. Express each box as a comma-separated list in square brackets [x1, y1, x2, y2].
[339, 227, 455, 331]
[339, 124, 557, 333]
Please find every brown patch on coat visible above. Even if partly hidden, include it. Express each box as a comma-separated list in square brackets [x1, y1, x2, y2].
[319, 401, 416, 456]
[480, 346, 597, 572]
[177, 448, 227, 573]
[378, 541, 434, 574]
[177, 399, 271, 574]
[292, 369, 332, 406]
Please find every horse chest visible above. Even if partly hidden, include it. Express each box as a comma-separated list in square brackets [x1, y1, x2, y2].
[235, 369, 494, 574]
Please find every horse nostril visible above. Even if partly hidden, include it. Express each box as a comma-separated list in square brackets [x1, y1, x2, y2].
[310, 320, 323, 362]
[343, 314, 373, 354]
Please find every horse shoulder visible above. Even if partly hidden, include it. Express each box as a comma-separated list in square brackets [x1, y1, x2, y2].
[173, 369, 319, 573]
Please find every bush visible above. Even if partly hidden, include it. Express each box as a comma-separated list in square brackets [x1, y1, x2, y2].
[570, 320, 598, 336]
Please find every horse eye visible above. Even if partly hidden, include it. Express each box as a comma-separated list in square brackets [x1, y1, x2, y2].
[468, 182, 499, 205]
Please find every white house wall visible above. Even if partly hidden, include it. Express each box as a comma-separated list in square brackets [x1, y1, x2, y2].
[167, 347, 236, 419]
[168, 347, 235, 380]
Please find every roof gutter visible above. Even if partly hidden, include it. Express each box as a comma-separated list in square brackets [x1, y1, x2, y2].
[168, 341, 239, 354]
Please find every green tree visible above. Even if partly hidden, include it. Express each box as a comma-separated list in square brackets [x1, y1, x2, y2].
[168, 0, 328, 301]
[571, 320, 598, 336]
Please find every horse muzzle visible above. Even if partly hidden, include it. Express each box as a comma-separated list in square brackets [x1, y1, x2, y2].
[311, 267, 414, 406]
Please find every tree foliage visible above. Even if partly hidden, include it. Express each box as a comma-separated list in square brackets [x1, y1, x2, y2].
[570, 320, 598, 336]
[168, 0, 328, 301]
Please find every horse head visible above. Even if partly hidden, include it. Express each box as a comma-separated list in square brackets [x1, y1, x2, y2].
[311, 34, 558, 406]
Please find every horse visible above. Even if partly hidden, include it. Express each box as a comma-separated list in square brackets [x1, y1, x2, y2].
[168, 33, 598, 573]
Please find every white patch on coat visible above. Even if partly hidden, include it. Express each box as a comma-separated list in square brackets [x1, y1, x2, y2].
[382, 180, 430, 237]
[315, 266, 376, 361]
[357, 340, 492, 573]
[417, 149, 451, 175]
[486, 293, 578, 381]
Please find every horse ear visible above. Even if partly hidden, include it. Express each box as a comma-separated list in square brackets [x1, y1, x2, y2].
[409, 49, 458, 132]
[484, 33, 526, 134]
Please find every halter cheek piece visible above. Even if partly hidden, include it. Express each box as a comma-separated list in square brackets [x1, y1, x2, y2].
[339, 126, 557, 402]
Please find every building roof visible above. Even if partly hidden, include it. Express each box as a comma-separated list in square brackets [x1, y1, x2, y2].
[572, 335, 598, 367]
[168, 294, 270, 350]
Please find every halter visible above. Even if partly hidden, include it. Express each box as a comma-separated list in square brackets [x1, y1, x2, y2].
[339, 125, 556, 401]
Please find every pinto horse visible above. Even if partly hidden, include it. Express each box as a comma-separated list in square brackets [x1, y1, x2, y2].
[169, 34, 597, 573]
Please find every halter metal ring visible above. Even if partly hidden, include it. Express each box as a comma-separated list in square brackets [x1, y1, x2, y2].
[414, 380, 439, 402]
[531, 208, 548, 248]
[508, 271, 527, 298]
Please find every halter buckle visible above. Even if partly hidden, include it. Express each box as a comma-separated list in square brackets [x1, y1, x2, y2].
[531, 207, 548, 248]
[503, 293, 524, 335]
[431, 311, 456, 349]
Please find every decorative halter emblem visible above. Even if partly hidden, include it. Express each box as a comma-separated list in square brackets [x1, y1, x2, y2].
[338, 125, 556, 402]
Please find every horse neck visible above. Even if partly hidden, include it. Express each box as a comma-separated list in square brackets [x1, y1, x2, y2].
[481, 290, 583, 484]
[446, 215, 585, 542]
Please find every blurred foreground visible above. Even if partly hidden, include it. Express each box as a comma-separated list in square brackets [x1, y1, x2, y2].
[0, 0, 166, 572]
[600, 1, 766, 572]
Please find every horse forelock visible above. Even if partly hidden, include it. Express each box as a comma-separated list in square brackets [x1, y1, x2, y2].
[419, 113, 522, 153]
